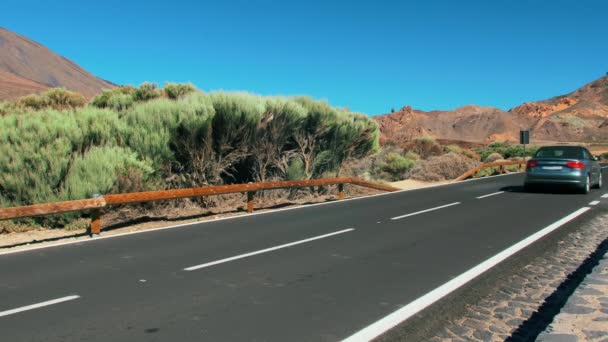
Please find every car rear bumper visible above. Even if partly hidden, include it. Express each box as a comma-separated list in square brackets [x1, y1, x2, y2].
[524, 172, 586, 186]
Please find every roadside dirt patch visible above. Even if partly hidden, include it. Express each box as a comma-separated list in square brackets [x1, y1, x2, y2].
[389, 179, 450, 190]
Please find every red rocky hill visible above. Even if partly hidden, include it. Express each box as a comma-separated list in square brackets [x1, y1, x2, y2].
[375, 76, 608, 144]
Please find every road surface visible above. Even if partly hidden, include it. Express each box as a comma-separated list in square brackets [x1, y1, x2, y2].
[1, 168, 607, 341]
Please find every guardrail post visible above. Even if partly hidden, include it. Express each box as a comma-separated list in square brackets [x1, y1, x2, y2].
[247, 191, 255, 213]
[89, 193, 102, 237]
[338, 183, 345, 200]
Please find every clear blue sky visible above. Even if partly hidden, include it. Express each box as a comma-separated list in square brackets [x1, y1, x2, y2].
[2, 0, 607, 115]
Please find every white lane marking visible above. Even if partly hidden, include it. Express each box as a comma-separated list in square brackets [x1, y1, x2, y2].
[602, 194, 608, 199]
[184, 228, 354, 271]
[390, 202, 461, 221]
[0, 172, 523, 257]
[589, 201, 600, 206]
[476, 191, 505, 199]
[0, 295, 80, 318]
[342, 207, 591, 342]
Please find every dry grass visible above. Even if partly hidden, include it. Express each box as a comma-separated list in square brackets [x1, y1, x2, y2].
[409, 153, 477, 181]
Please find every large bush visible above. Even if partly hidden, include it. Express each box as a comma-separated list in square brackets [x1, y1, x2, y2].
[0, 86, 380, 227]
[0, 107, 125, 207]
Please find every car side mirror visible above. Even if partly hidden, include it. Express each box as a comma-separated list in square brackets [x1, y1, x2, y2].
[593, 156, 599, 161]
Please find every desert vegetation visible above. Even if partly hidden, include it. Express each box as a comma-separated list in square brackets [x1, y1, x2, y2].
[343, 136, 536, 183]
[0, 84, 379, 229]
[0, 84, 541, 233]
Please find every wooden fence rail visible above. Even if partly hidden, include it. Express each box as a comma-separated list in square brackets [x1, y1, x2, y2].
[0, 177, 400, 236]
[456, 160, 526, 181]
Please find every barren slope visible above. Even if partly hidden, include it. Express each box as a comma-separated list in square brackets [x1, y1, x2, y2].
[0, 70, 49, 99]
[0, 27, 114, 100]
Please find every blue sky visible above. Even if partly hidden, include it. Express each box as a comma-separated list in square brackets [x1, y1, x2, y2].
[2, 0, 607, 115]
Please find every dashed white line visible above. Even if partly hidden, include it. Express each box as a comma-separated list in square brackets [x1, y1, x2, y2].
[390, 202, 461, 220]
[602, 194, 608, 199]
[476, 191, 505, 199]
[342, 207, 591, 342]
[184, 228, 354, 271]
[0, 172, 522, 257]
[0, 295, 80, 318]
[589, 201, 600, 206]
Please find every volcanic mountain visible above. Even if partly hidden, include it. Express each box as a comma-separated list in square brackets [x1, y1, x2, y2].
[375, 75, 608, 144]
[0, 27, 114, 100]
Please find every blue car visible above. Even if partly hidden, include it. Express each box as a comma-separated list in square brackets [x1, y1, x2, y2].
[524, 146, 603, 194]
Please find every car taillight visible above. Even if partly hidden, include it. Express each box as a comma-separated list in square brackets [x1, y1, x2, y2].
[566, 161, 585, 169]
[527, 160, 538, 168]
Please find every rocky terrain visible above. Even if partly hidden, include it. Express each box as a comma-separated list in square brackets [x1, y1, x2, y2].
[0, 27, 114, 100]
[375, 76, 608, 144]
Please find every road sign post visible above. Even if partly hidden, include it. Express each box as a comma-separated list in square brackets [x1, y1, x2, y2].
[520, 130, 530, 162]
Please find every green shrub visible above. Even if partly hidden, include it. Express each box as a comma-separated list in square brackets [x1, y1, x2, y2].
[444, 145, 462, 154]
[475, 142, 538, 160]
[484, 152, 504, 162]
[132, 82, 162, 102]
[62, 146, 152, 199]
[405, 136, 443, 159]
[251, 97, 306, 181]
[90, 86, 136, 110]
[123, 93, 214, 173]
[18, 88, 86, 111]
[381, 153, 416, 180]
[0, 107, 124, 207]
[164, 83, 196, 99]
[415, 136, 435, 144]
[404, 151, 421, 160]
[286, 158, 306, 180]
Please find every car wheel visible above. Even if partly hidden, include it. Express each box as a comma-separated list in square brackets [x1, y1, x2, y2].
[593, 173, 602, 189]
[581, 175, 590, 194]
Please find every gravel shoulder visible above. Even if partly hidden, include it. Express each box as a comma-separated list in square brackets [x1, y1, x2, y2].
[380, 206, 608, 342]
[537, 243, 608, 341]
[432, 210, 608, 342]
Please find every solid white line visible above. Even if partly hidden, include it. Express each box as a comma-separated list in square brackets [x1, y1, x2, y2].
[589, 201, 600, 206]
[390, 202, 461, 220]
[0, 295, 80, 318]
[476, 191, 505, 199]
[0, 172, 523, 257]
[342, 207, 591, 342]
[184, 228, 354, 271]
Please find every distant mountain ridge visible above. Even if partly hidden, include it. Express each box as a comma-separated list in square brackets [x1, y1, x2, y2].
[0, 27, 114, 100]
[374, 76, 608, 144]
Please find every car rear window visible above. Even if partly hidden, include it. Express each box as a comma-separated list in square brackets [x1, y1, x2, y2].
[534, 147, 583, 159]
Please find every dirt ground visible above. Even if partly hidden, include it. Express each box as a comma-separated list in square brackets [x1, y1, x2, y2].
[390, 179, 451, 190]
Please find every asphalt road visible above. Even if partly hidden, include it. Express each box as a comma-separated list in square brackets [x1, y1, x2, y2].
[1, 168, 607, 342]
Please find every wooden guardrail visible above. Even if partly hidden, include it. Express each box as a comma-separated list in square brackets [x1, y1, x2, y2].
[0, 177, 399, 236]
[456, 160, 526, 181]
